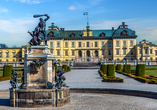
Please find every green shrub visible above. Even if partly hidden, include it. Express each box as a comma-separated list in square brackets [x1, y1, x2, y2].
[3, 65, 13, 77]
[103, 76, 123, 82]
[100, 64, 107, 74]
[123, 64, 131, 74]
[67, 66, 71, 72]
[135, 64, 146, 77]
[134, 76, 148, 83]
[116, 64, 121, 71]
[107, 64, 115, 77]
[55, 65, 58, 74]
[58, 66, 62, 70]
[62, 65, 67, 72]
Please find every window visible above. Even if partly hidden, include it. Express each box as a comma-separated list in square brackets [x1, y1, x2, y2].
[139, 49, 142, 54]
[108, 50, 111, 55]
[71, 33, 75, 37]
[156, 51, 157, 55]
[79, 42, 81, 47]
[87, 42, 89, 47]
[19, 52, 22, 58]
[102, 50, 104, 55]
[50, 42, 53, 47]
[116, 41, 119, 46]
[87, 33, 89, 37]
[116, 49, 119, 55]
[12, 52, 15, 58]
[95, 42, 97, 47]
[121, 30, 128, 36]
[130, 49, 133, 55]
[123, 41, 126, 46]
[108, 42, 111, 47]
[83, 43, 85, 47]
[6, 52, 9, 58]
[130, 41, 133, 46]
[102, 42, 104, 47]
[150, 49, 152, 54]
[72, 42, 74, 47]
[72, 50, 75, 56]
[65, 50, 68, 56]
[123, 49, 126, 55]
[65, 42, 68, 47]
[91, 43, 93, 47]
[57, 50, 60, 56]
[145, 49, 147, 54]
[95, 50, 98, 57]
[57, 42, 60, 47]
[0, 52, 2, 58]
[100, 33, 105, 37]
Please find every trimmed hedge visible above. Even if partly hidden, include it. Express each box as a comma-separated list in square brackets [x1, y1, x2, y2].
[107, 64, 115, 77]
[67, 66, 71, 72]
[103, 76, 123, 82]
[135, 64, 146, 77]
[3, 65, 13, 77]
[123, 64, 131, 74]
[116, 64, 121, 71]
[62, 65, 67, 72]
[55, 65, 58, 74]
[100, 64, 107, 74]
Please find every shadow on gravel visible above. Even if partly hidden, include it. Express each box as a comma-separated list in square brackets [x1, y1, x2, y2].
[0, 99, 10, 107]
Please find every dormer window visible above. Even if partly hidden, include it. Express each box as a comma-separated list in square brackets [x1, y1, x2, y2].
[121, 30, 128, 36]
[70, 33, 75, 37]
[99, 33, 106, 37]
[49, 32, 55, 37]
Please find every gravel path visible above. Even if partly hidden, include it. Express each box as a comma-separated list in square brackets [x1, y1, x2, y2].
[0, 92, 157, 110]
[64, 69, 157, 92]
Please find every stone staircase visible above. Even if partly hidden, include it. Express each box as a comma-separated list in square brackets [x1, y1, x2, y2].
[73, 62, 100, 67]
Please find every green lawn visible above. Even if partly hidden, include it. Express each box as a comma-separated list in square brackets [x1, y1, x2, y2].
[145, 70, 157, 76]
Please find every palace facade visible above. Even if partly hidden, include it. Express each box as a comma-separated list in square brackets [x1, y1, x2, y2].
[0, 22, 157, 62]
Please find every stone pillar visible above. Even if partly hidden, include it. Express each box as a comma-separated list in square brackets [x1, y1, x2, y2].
[2, 61, 4, 67]
[103, 59, 106, 65]
[114, 60, 117, 65]
[145, 59, 148, 65]
[76, 50, 78, 58]
[137, 60, 139, 64]
[148, 59, 151, 65]
[142, 47, 144, 56]
[112, 60, 114, 64]
[123, 60, 125, 65]
[148, 47, 150, 55]
[13, 61, 15, 67]
[15, 61, 18, 67]
[126, 60, 128, 64]
[134, 60, 137, 66]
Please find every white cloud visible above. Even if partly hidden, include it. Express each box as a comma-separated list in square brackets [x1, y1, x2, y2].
[0, 7, 9, 13]
[68, 6, 75, 10]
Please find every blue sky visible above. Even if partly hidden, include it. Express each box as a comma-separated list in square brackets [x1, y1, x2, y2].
[0, 0, 157, 47]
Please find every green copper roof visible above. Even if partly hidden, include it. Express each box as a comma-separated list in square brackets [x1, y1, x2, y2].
[92, 30, 113, 37]
[60, 30, 83, 38]
[112, 28, 136, 36]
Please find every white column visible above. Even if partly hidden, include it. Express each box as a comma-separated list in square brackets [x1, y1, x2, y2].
[142, 47, 144, 56]
[148, 47, 150, 55]
[76, 50, 78, 58]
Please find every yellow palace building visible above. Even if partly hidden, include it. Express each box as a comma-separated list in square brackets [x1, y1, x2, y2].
[1, 22, 157, 62]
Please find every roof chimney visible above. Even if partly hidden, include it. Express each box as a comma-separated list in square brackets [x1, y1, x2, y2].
[122, 22, 125, 25]
[112, 27, 114, 31]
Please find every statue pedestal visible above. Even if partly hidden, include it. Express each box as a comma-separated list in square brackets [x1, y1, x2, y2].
[10, 45, 70, 107]
[22, 45, 55, 89]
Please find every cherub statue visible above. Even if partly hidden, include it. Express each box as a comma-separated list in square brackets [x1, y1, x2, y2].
[10, 69, 18, 88]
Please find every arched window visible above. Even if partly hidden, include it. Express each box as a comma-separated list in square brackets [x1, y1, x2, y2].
[86, 50, 90, 57]
[78, 50, 82, 57]
[121, 30, 128, 36]
[95, 50, 98, 57]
